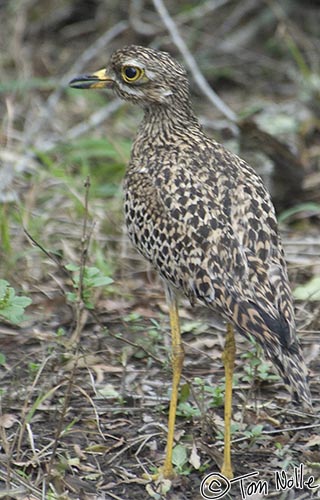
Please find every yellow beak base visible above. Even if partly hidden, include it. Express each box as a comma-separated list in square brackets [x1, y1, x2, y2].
[69, 69, 113, 89]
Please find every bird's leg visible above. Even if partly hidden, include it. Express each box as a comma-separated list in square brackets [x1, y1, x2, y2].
[162, 288, 184, 478]
[221, 322, 236, 479]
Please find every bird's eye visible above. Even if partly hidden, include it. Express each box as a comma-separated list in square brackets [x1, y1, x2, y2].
[121, 66, 144, 83]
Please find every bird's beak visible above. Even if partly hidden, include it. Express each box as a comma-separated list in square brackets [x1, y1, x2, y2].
[69, 68, 113, 89]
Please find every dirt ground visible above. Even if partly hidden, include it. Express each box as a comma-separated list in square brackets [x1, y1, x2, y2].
[0, 1, 320, 499]
[1, 277, 319, 499]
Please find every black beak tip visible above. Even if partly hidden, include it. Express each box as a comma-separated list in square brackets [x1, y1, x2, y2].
[68, 75, 96, 89]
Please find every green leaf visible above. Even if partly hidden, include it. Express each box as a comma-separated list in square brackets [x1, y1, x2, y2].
[251, 424, 264, 437]
[179, 383, 190, 403]
[0, 280, 32, 324]
[294, 277, 320, 301]
[13, 296, 33, 308]
[90, 276, 113, 287]
[85, 267, 100, 278]
[176, 401, 201, 418]
[278, 203, 320, 223]
[206, 385, 224, 407]
[66, 291, 77, 303]
[172, 444, 188, 469]
[65, 263, 80, 272]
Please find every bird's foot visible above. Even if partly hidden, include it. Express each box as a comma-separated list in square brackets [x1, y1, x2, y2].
[142, 467, 175, 496]
[142, 464, 176, 481]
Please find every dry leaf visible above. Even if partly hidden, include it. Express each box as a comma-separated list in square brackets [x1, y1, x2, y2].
[306, 435, 320, 448]
[0, 413, 18, 428]
[189, 442, 201, 469]
[74, 443, 86, 459]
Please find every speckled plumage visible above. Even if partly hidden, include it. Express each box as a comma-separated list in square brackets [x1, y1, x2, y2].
[72, 45, 312, 408]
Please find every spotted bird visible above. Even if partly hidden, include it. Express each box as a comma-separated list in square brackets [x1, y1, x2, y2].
[69, 45, 312, 479]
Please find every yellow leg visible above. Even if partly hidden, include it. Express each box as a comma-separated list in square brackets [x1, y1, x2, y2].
[162, 292, 184, 478]
[221, 323, 236, 479]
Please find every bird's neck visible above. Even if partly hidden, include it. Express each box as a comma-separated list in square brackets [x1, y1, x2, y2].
[138, 99, 202, 144]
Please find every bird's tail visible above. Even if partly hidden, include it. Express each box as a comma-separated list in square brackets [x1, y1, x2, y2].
[236, 302, 312, 410]
[266, 341, 312, 410]
[225, 295, 312, 409]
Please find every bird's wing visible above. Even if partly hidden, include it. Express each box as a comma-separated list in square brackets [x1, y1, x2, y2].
[152, 150, 296, 349]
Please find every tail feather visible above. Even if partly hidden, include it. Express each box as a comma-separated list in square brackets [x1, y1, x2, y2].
[239, 322, 313, 409]
[233, 300, 312, 409]
[266, 341, 312, 410]
[212, 287, 312, 408]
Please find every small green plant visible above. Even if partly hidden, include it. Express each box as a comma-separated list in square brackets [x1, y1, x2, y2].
[176, 383, 201, 417]
[0, 205, 11, 254]
[28, 362, 41, 374]
[123, 311, 142, 323]
[172, 444, 191, 475]
[56, 327, 66, 338]
[216, 422, 240, 441]
[0, 279, 32, 324]
[243, 424, 264, 444]
[122, 315, 164, 359]
[65, 264, 113, 309]
[176, 401, 201, 418]
[0, 352, 6, 366]
[274, 442, 296, 469]
[193, 377, 225, 408]
[176, 379, 224, 418]
[241, 339, 279, 384]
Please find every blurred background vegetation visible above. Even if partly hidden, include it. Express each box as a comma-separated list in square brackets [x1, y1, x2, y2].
[0, 0, 319, 498]
[1, 0, 319, 287]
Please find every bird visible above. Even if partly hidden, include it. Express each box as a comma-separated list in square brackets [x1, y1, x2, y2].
[69, 45, 312, 479]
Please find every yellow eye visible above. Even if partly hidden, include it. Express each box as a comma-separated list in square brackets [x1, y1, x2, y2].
[121, 65, 144, 83]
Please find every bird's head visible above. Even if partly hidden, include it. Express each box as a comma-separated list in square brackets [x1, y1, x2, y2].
[69, 45, 190, 107]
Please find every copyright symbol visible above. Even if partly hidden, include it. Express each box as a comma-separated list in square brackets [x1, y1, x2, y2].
[200, 472, 231, 499]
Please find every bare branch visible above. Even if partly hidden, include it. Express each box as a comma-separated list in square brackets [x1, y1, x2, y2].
[152, 0, 238, 125]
